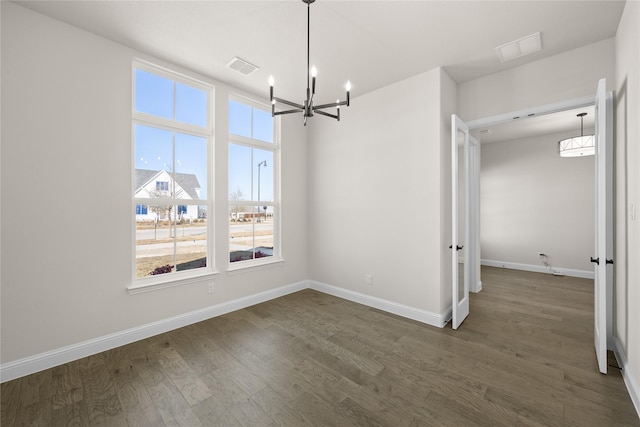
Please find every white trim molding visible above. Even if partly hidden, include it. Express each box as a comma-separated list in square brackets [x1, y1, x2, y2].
[1, 279, 453, 383]
[309, 280, 450, 328]
[614, 338, 640, 419]
[481, 259, 594, 279]
[0, 280, 308, 383]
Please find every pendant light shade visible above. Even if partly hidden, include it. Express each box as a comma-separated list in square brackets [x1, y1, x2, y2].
[558, 112, 595, 157]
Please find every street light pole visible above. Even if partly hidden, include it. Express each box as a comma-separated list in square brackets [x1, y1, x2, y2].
[257, 160, 267, 223]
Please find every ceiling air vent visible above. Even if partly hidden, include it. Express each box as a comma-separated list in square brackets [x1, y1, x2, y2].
[226, 57, 259, 76]
[495, 32, 542, 63]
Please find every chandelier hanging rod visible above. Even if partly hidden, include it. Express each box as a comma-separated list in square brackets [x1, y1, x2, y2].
[268, 0, 351, 125]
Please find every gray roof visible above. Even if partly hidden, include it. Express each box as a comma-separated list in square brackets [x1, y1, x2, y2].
[135, 169, 201, 200]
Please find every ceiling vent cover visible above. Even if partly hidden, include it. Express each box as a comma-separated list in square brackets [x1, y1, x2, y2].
[226, 57, 259, 76]
[495, 32, 542, 63]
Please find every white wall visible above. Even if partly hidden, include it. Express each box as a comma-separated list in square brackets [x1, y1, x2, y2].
[1, 3, 308, 365]
[480, 131, 595, 275]
[615, 0, 640, 412]
[308, 67, 455, 320]
[458, 38, 616, 122]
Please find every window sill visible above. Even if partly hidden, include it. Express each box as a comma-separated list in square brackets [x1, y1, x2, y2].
[226, 257, 284, 275]
[128, 270, 220, 295]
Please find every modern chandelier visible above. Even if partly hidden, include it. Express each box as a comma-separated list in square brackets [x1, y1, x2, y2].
[558, 112, 595, 157]
[268, 0, 350, 125]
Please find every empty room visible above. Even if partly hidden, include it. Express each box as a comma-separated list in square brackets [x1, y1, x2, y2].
[1, 1, 639, 425]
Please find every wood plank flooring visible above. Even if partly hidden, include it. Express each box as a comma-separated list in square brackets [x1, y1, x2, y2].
[2, 266, 639, 426]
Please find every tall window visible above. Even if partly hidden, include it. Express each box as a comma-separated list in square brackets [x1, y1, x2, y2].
[228, 98, 279, 265]
[133, 61, 212, 281]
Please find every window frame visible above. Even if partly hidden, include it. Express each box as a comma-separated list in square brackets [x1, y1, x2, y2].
[228, 95, 282, 272]
[130, 59, 217, 293]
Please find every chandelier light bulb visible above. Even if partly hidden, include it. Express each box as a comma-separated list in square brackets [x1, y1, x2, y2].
[346, 81, 352, 92]
[311, 66, 317, 77]
[268, 76, 274, 87]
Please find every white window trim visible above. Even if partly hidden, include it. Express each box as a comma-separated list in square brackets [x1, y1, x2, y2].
[227, 257, 285, 275]
[228, 95, 281, 271]
[130, 59, 215, 292]
[128, 270, 220, 295]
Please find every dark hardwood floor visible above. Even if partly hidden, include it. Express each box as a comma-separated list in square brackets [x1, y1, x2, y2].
[2, 266, 639, 426]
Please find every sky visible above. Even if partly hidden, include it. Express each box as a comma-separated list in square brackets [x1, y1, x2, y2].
[134, 70, 274, 202]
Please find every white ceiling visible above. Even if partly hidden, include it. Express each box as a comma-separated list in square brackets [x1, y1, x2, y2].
[13, 0, 624, 139]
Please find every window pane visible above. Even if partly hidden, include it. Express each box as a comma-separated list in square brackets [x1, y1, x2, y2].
[253, 150, 274, 202]
[135, 125, 174, 198]
[253, 108, 273, 143]
[254, 206, 274, 260]
[136, 204, 176, 278]
[176, 82, 207, 127]
[135, 69, 173, 119]
[229, 206, 273, 263]
[230, 205, 252, 262]
[175, 205, 207, 273]
[229, 143, 251, 200]
[229, 100, 251, 138]
[229, 206, 254, 262]
[176, 133, 207, 201]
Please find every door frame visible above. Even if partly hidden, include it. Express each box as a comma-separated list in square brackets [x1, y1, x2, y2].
[460, 89, 614, 365]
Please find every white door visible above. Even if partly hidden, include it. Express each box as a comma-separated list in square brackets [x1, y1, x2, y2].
[592, 78, 613, 374]
[451, 115, 479, 329]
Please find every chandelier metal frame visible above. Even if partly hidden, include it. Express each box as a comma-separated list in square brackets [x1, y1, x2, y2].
[269, 0, 350, 125]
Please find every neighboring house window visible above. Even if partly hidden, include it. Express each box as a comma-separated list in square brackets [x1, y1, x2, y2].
[133, 61, 212, 281]
[228, 98, 279, 265]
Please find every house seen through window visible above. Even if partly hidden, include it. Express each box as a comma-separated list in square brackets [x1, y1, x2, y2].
[133, 62, 212, 280]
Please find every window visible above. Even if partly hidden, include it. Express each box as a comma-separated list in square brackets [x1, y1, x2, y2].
[228, 98, 279, 265]
[133, 61, 212, 283]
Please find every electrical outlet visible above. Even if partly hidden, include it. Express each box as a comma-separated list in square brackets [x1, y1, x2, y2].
[208, 283, 215, 294]
[365, 274, 373, 285]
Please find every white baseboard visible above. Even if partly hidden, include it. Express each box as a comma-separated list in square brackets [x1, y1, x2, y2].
[0, 280, 308, 383]
[614, 338, 640, 419]
[481, 259, 594, 279]
[1, 279, 450, 383]
[471, 280, 483, 293]
[309, 280, 449, 328]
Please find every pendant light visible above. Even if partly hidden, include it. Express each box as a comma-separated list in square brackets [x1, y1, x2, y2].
[268, 0, 350, 126]
[558, 112, 595, 157]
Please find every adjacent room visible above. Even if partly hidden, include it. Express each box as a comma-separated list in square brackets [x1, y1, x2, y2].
[2, 0, 639, 425]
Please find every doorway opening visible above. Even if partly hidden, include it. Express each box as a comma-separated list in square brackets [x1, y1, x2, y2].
[451, 79, 613, 373]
